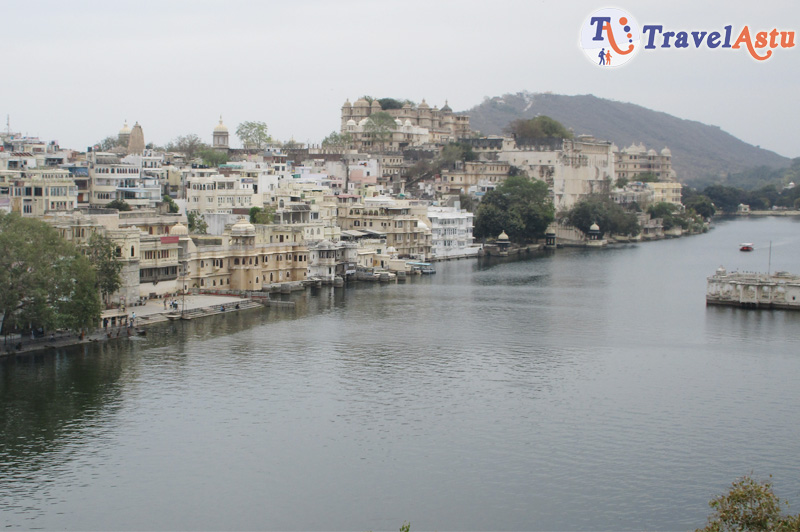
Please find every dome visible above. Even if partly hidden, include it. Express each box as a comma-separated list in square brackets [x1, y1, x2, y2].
[386, 246, 397, 254]
[346, 119, 356, 126]
[441, 100, 452, 112]
[498, 230, 509, 241]
[418, 99, 430, 109]
[358, 118, 368, 126]
[170, 222, 188, 236]
[119, 121, 131, 135]
[354, 97, 370, 108]
[402, 102, 412, 110]
[589, 223, 600, 231]
[660, 147, 672, 156]
[214, 115, 228, 133]
[647, 148, 657, 156]
[342, 99, 352, 108]
[370, 100, 382, 109]
[231, 217, 255, 236]
[404, 119, 412, 127]
[395, 118, 403, 126]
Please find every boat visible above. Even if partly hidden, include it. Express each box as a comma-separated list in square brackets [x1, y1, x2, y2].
[739, 243, 754, 252]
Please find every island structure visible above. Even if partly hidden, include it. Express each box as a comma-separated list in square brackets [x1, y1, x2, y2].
[706, 266, 800, 310]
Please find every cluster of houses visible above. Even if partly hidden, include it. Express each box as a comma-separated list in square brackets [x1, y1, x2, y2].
[0, 99, 684, 306]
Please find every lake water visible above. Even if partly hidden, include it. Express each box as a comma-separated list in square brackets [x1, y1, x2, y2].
[2, 216, 799, 531]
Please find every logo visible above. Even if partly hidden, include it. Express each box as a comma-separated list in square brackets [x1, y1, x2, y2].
[580, 8, 640, 67]
[580, 8, 795, 65]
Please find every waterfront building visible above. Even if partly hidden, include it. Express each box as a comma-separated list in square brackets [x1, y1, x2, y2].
[498, 135, 616, 211]
[178, 219, 310, 292]
[307, 239, 358, 282]
[427, 204, 480, 260]
[337, 195, 432, 259]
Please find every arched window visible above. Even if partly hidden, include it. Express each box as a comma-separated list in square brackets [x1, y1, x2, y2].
[131, 246, 135, 257]
[234, 258, 240, 265]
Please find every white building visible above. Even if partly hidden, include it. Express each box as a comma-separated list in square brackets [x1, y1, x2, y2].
[427, 205, 480, 260]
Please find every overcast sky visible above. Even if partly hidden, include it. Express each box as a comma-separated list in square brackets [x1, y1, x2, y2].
[4, 0, 798, 158]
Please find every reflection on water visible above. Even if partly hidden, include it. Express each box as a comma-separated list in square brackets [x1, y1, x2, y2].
[2, 217, 800, 531]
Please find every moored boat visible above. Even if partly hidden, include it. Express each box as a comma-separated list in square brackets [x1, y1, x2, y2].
[740, 243, 754, 251]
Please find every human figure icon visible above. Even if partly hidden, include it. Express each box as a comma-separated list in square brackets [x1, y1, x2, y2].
[598, 48, 606, 65]
[606, 50, 612, 65]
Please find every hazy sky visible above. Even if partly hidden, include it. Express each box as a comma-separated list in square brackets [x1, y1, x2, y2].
[4, 0, 798, 158]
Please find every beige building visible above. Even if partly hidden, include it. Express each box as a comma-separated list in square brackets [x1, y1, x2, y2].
[340, 98, 471, 152]
[438, 160, 510, 194]
[498, 135, 615, 211]
[613, 143, 676, 182]
[178, 219, 310, 292]
[1, 168, 77, 216]
[337, 196, 432, 259]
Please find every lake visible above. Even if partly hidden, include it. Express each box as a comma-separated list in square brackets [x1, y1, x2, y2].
[2, 216, 799, 531]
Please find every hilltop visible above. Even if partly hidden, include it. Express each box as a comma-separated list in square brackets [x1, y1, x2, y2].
[463, 92, 791, 184]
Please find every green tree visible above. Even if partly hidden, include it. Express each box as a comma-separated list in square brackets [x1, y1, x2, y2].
[106, 199, 132, 211]
[474, 176, 554, 243]
[187, 212, 207, 234]
[506, 116, 573, 142]
[86, 232, 123, 305]
[162, 195, 180, 214]
[321, 131, 352, 150]
[96, 136, 121, 151]
[248, 206, 275, 224]
[198, 148, 229, 167]
[364, 111, 397, 153]
[697, 475, 800, 532]
[0, 213, 101, 336]
[563, 195, 640, 236]
[377, 98, 404, 110]
[685, 194, 716, 218]
[165, 134, 208, 159]
[236, 121, 272, 150]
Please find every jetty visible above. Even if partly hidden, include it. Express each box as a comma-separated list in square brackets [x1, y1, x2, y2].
[706, 266, 800, 310]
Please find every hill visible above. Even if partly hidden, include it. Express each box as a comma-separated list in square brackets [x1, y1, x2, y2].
[463, 92, 791, 184]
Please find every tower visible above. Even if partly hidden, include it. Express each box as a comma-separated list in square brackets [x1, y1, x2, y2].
[213, 116, 229, 151]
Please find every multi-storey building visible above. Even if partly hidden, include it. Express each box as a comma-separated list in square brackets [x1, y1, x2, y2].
[337, 196, 432, 259]
[438, 160, 510, 194]
[427, 205, 480, 259]
[613, 143, 676, 182]
[89, 151, 161, 208]
[340, 98, 471, 152]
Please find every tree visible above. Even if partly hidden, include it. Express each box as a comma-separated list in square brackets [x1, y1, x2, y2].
[162, 195, 180, 214]
[97, 136, 121, 151]
[364, 111, 397, 153]
[563, 195, 640, 236]
[248, 206, 275, 225]
[0, 213, 101, 336]
[321, 131, 352, 150]
[86, 232, 123, 305]
[635, 171, 659, 183]
[506, 116, 573, 142]
[697, 475, 800, 532]
[187, 212, 207, 234]
[165, 134, 208, 159]
[198, 148, 229, 167]
[106, 199, 132, 211]
[378, 98, 404, 110]
[236, 121, 272, 150]
[683, 195, 715, 218]
[474, 176, 554, 243]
